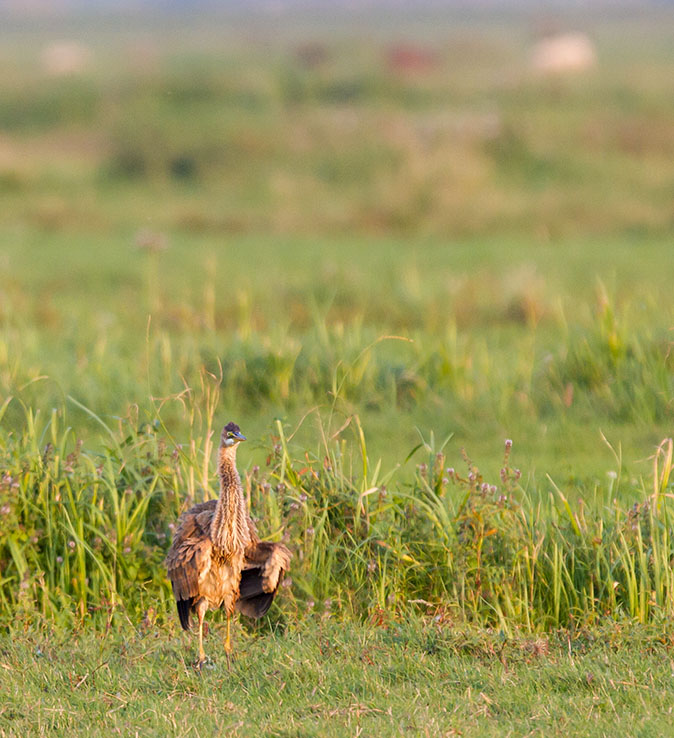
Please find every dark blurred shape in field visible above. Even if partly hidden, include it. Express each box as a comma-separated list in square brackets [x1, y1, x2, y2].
[295, 42, 330, 69]
[387, 43, 440, 75]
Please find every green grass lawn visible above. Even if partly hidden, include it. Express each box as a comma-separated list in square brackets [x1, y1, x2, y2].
[3, 619, 674, 737]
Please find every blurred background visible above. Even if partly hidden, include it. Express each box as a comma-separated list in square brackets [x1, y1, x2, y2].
[1, 0, 673, 482]
[3, 1, 672, 237]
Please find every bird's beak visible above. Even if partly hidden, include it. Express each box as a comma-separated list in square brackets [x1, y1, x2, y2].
[234, 431, 247, 442]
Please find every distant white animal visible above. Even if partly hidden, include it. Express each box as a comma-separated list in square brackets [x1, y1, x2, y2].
[41, 42, 91, 77]
[531, 33, 597, 75]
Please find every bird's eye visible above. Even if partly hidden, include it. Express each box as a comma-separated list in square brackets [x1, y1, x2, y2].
[227, 432, 234, 438]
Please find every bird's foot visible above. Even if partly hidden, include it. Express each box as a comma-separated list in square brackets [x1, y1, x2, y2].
[195, 656, 214, 671]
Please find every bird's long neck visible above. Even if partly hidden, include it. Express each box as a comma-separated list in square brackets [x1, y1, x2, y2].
[210, 445, 251, 557]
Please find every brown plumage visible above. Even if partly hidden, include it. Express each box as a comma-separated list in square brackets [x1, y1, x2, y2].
[165, 422, 291, 666]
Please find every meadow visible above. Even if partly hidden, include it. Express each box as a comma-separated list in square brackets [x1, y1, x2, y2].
[1, 5, 674, 735]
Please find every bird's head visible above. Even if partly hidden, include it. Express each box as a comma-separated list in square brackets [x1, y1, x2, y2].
[221, 421, 247, 448]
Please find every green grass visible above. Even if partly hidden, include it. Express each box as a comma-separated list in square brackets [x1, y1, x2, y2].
[2, 230, 673, 479]
[2, 619, 674, 737]
[2, 406, 674, 632]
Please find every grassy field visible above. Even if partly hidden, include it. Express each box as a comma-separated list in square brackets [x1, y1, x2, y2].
[3, 620, 674, 737]
[1, 5, 674, 735]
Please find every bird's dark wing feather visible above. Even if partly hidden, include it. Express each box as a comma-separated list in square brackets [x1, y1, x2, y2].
[164, 499, 217, 630]
[236, 568, 276, 618]
[236, 541, 291, 619]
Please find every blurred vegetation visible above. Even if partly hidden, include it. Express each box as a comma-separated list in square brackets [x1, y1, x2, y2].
[0, 10, 672, 237]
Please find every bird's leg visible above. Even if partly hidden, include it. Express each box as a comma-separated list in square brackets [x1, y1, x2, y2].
[224, 613, 232, 654]
[223, 612, 234, 671]
[196, 599, 208, 668]
[223, 612, 232, 671]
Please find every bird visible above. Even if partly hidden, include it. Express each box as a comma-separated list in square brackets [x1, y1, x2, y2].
[165, 421, 291, 667]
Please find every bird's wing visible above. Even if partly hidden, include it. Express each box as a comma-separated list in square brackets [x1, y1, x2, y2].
[236, 540, 292, 618]
[243, 540, 292, 592]
[164, 500, 218, 603]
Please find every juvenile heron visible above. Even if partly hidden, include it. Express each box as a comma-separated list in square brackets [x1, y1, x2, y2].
[165, 422, 291, 667]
